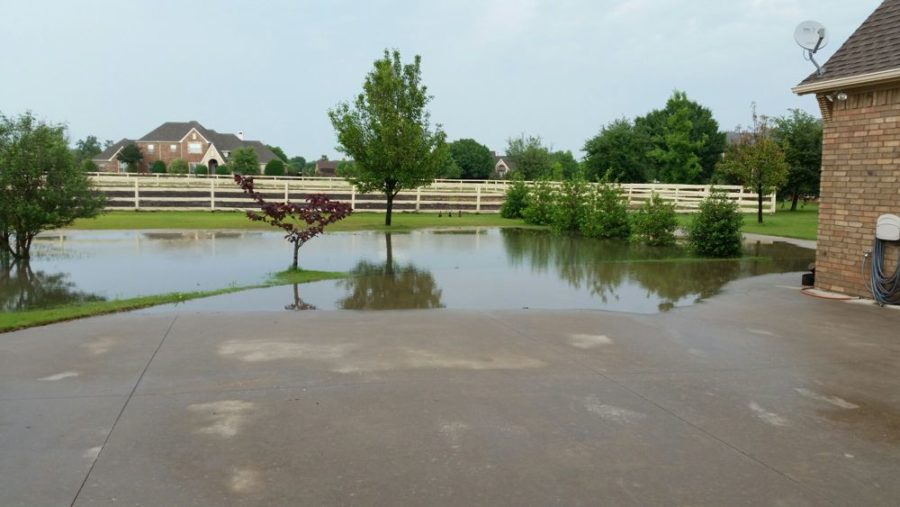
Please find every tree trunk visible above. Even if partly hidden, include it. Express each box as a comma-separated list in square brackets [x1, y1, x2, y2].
[790, 194, 799, 211]
[384, 233, 394, 276]
[292, 241, 300, 270]
[757, 186, 764, 224]
[385, 193, 394, 226]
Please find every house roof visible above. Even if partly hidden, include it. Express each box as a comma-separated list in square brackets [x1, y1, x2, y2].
[316, 160, 339, 170]
[93, 139, 131, 161]
[138, 121, 208, 141]
[794, 0, 900, 93]
[135, 121, 279, 164]
[494, 155, 516, 169]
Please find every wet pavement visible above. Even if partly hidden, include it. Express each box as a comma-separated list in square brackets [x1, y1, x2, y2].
[2, 272, 900, 505]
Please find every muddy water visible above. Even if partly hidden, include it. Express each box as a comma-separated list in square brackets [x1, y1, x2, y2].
[4, 228, 814, 314]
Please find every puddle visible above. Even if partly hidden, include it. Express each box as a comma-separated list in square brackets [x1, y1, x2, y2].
[6, 228, 814, 313]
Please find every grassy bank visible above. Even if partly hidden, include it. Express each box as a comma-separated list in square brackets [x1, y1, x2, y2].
[69, 211, 530, 232]
[677, 205, 818, 240]
[0, 269, 345, 333]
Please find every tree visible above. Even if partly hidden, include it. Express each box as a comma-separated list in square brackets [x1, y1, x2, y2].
[772, 109, 822, 211]
[264, 158, 286, 176]
[328, 49, 448, 226]
[234, 175, 352, 270]
[73, 135, 103, 165]
[150, 160, 167, 174]
[637, 90, 724, 182]
[116, 142, 143, 173]
[551, 150, 581, 180]
[583, 118, 650, 182]
[287, 156, 307, 176]
[168, 158, 189, 174]
[645, 103, 705, 183]
[448, 139, 494, 179]
[267, 145, 288, 162]
[0, 112, 105, 260]
[716, 109, 789, 224]
[229, 147, 260, 175]
[79, 159, 98, 172]
[506, 135, 553, 180]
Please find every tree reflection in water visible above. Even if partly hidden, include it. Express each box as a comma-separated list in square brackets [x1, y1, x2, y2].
[0, 261, 104, 311]
[285, 283, 317, 311]
[337, 233, 444, 310]
[501, 229, 814, 311]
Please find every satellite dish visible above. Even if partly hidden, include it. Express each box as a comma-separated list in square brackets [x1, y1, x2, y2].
[794, 20, 828, 52]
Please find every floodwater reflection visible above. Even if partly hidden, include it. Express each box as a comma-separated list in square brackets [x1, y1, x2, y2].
[0, 262, 103, 312]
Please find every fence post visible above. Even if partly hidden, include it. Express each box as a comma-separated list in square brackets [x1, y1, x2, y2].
[134, 179, 140, 210]
[738, 187, 745, 212]
[476, 185, 481, 213]
[416, 188, 421, 212]
[284, 182, 289, 204]
[769, 190, 777, 214]
[674, 187, 680, 211]
[351, 187, 356, 210]
[210, 179, 216, 210]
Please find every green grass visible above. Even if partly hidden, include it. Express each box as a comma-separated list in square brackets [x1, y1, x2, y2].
[69, 211, 530, 232]
[677, 204, 818, 240]
[0, 269, 345, 333]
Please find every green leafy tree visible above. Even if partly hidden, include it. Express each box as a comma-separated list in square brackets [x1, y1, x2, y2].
[550, 175, 590, 234]
[0, 112, 105, 260]
[287, 156, 307, 176]
[521, 180, 555, 225]
[632, 192, 678, 246]
[79, 159, 98, 172]
[579, 182, 630, 239]
[583, 118, 650, 182]
[506, 135, 553, 180]
[500, 178, 529, 218]
[265, 158, 286, 176]
[73, 135, 103, 165]
[772, 109, 822, 211]
[646, 104, 705, 183]
[438, 151, 462, 179]
[716, 110, 789, 224]
[551, 151, 581, 180]
[150, 160, 166, 174]
[229, 147, 260, 175]
[168, 158, 189, 175]
[328, 49, 448, 226]
[689, 190, 743, 257]
[267, 145, 288, 162]
[448, 139, 494, 179]
[116, 142, 143, 173]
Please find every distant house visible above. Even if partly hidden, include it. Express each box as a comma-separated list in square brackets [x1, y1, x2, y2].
[315, 159, 339, 177]
[493, 154, 515, 178]
[92, 121, 278, 173]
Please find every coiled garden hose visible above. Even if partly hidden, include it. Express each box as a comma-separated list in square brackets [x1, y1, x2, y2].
[864, 238, 900, 305]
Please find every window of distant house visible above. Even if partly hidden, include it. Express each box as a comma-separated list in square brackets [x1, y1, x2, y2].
[147, 144, 154, 153]
[170, 144, 177, 152]
[188, 142, 202, 154]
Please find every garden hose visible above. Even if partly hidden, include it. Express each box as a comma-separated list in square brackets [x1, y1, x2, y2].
[864, 238, 900, 306]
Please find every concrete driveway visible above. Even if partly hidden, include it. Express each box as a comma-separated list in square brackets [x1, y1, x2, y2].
[2, 273, 899, 506]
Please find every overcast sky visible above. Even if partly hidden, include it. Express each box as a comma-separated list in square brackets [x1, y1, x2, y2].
[0, 0, 881, 159]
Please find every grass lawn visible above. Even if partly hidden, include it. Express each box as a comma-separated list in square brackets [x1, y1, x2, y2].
[69, 211, 530, 232]
[0, 269, 345, 333]
[677, 204, 818, 240]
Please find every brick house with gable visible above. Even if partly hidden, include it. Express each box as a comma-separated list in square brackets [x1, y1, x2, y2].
[792, 0, 900, 297]
[92, 121, 278, 174]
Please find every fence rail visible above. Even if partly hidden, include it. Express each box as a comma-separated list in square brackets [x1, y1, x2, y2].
[87, 174, 776, 214]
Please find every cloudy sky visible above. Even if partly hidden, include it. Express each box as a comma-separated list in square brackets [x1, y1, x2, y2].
[0, 0, 881, 159]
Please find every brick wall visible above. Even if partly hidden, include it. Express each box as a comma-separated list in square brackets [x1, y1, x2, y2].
[816, 85, 900, 297]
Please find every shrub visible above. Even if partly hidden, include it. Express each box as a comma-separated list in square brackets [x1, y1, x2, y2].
[265, 159, 286, 176]
[632, 192, 678, 246]
[168, 158, 189, 175]
[194, 164, 208, 176]
[579, 182, 630, 239]
[549, 176, 590, 234]
[79, 159, 98, 172]
[500, 179, 529, 218]
[522, 180, 555, 225]
[689, 190, 743, 257]
[150, 160, 167, 174]
[216, 164, 230, 175]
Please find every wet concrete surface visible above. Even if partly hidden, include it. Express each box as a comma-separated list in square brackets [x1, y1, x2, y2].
[2, 273, 900, 505]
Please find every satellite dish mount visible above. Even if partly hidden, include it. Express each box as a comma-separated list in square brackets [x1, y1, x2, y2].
[794, 21, 829, 76]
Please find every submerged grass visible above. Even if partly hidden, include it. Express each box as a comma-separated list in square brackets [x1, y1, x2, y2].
[0, 269, 345, 333]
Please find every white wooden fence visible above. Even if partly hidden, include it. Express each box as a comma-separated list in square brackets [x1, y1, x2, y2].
[87, 173, 776, 214]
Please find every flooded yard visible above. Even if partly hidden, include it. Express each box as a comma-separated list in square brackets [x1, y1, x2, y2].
[4, 228, 814, 314]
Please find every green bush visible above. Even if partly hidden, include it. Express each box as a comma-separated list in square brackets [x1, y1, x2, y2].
[579, 182, 630, 239]
[688, 190, 744, 257]
[79, 159, 98, 172]
[549, 176, 590, 234]
[632, 192, 678, 246]
[522, 180, 555, 225]
[500, 179, 529, 218]
[168, 158, 189, 175]
[194, 164, 208, 176]
[150, 160, 166, 174]
[264, 159, 286, 176]
[216, 164, 230, 175]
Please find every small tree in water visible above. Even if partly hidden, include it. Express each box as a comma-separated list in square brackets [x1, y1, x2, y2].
[234, 175, 352, 270]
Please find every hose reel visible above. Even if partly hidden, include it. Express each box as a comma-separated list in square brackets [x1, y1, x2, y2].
[865, 214, 900, 305]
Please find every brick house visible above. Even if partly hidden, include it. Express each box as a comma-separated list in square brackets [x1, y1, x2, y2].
[792, 0, 900, 297]
[493, 154, 515, 178]
[315, 159, 339, 176]
[92, 121, 278, 173]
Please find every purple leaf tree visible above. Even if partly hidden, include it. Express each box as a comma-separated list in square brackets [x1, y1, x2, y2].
[235, 175, 352, 270]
